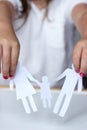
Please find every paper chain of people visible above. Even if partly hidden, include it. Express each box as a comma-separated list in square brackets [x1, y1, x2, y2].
[8, 63, 83, 117]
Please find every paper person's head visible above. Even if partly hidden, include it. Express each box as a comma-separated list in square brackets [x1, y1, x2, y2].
[42, 76, 48, 82]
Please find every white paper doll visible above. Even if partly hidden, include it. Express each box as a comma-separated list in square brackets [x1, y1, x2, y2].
[34, 76, 52, 108]
[9, 63, 37, 114]
[53, 64, 83, 117]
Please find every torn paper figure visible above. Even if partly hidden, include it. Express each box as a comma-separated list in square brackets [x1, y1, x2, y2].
[9, 63, 37, 114]
[53, 64, 83, 117]
[35, 76, 52, 108]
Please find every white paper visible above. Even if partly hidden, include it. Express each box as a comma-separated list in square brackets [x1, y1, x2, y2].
[9, 79, 14, 91]
[9, 63, 37, 114]
[35, 76, 52, 108]
[22, 97, 31, 114]
[53, 64, 83, 117]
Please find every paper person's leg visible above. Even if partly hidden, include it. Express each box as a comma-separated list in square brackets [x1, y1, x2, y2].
[53, 90, 65, 114]
[9, 79, 14, 91]
[40, 88, 47, 108]
[47, 98, 51, 108]
[59, 94, 72, 117]
[21, 97, 31, 114]
[28, 95, 37, 112]
[77, 78, 83, 92]
[43, 99, 47, 108]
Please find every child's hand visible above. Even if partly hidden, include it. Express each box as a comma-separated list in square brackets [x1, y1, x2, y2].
[0, 23, 20, 79]
[73, 38, 87, 77]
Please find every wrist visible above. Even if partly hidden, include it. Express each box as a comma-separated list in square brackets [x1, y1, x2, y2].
[0, 21, 15, 39]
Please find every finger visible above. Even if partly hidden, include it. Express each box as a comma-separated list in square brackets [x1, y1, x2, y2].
[2, 45, 11, 79]
[0, 45, 2, 73]
[73, 46, 82, 73]
[80, 49, 87, 76]
[10, 44, 20, 77]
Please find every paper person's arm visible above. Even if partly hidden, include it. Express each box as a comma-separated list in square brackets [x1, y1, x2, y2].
[9, 79, 14, 91]
[77, 77, 83, 92]
[51, 69, 69, 85]
[56, 69, 69, 81]
[22, 67, 37, 83]
[33, 79, 41, 87]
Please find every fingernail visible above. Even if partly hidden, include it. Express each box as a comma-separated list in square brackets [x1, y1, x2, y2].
[3, 76, 8, 80]
[80, 72, 86, 77]
[76, 69, 79, 73]
[9, 75, 14, 78]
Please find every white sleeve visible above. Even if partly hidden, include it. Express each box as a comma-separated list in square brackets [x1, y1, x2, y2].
[66, 0, 87, 23]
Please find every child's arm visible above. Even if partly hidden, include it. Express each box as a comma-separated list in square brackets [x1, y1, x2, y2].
[0, 1, 20, 79]
[72, 4, 87, 76]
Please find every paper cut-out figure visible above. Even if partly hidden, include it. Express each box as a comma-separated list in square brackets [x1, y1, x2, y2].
[53, 64, 83, 117]
[9, 63, 37, 114]
[35, 76, 52, 108]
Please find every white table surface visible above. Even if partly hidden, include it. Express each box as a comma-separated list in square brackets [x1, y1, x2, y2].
[0, 89, 87, 130]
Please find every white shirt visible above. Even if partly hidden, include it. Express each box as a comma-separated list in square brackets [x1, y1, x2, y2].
[0, 0, 87, 86]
